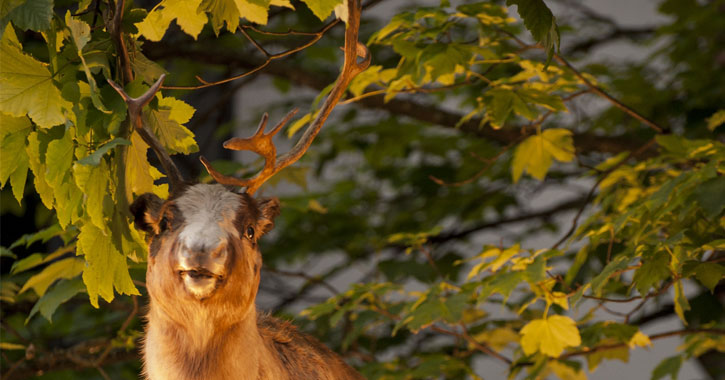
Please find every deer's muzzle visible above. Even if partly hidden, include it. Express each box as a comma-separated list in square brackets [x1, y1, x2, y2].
[176, 244, 227, 300]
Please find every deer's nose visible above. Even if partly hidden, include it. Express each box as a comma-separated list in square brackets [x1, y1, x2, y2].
[177, 243, 228, 277]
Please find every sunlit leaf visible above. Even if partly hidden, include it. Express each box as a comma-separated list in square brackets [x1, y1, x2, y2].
[0, 26, 70, 127]
[19, 257, 84, 297]
[77, 223, 140, 308]
[520, 315, 581, 357]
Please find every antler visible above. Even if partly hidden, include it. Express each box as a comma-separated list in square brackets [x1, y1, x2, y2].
[107, 74, 186, 190]
[200, 0, 371, 195]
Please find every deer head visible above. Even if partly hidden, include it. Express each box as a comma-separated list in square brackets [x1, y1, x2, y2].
[107, 0, 370, 329]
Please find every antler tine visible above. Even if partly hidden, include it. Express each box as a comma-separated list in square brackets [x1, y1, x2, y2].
[252, 113, 269, 137]
[200, 109, 299, 192]
[107, 74, 185, 191]
[202, 0, 370, 195]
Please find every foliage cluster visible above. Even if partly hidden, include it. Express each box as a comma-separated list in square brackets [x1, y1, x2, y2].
[1, 0, 724, 379]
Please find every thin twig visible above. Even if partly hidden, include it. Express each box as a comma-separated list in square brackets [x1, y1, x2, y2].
[162, 20, 339, 90]
[559, 328, 725, 360]
[551, 139, 656, 249]
[500, 28, 665, 133]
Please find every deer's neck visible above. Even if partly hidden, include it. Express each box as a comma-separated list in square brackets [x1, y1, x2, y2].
[144, 304, 282, 380]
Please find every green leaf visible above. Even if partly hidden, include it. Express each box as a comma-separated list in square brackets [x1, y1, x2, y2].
[478, 270, 525, 302]
[0, 0, 24, 20]
[0, 123, 29, 185]
[706, 109, 725, 131]
[0, 247, 16, 259]
[77, 223, 140, 308]
[77, 137, 130, 166]
[693, 176, 725, 218]
[27, 278, 85, 323]
[19, 257, 84, 297]
[511, 128, 574, 182]
[144, 95, 198, 154]
[300, 0, 342, 21]
[651, 355, 683, 380]
[633, 251, 670, 295]
[0, 26, 70, 127]
[591, 254, 630, 296]
[137, 0, 207, 41]
[130, 51, 167, 84]
[6, 0, 53, 32]
[506, 0, 560, 64]
[693, 262, 725, 292]
[73, 160, 110, 230]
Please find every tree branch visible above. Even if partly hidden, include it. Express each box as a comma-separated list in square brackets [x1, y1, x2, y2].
[143, 41, 653, 156]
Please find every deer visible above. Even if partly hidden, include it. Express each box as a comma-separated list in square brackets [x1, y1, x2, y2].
[107, 1, 370, 378]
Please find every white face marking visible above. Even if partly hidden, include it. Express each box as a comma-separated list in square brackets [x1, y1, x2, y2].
[175, 184, 241, 251]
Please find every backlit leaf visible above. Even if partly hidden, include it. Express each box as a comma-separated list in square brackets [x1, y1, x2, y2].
[73, 160, 110, 230]
[200, 0, 240, 34]
[25, 131, 55, 208]
[0, 123, 29, 185]
[234, 0, 272, 24]
[301, 0, 342, 21]
[77, 223, 140, 308]
[0, 26, 70, 127]
[19, 257, 84, 297]
[137, 0, 207, 41]
[144, 95, 198, 155]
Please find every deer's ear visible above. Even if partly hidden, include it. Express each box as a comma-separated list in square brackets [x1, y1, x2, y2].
[256, 197, 280, 235]
[130, 193, 164, 234]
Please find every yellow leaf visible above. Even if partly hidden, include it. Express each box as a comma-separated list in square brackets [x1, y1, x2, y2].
[137, 0, 207, 41]
[548, 361, 587, 380]
[270, 0, 294, 8]
[0, 342, 25, 350]
[233, 0, 269, 24]
[511, 128, 574, 183]
[520, 315, 581, 357]
[548, 291, 569, 310]
[628, 331, 652, 348]
[0, 25, 70, 128]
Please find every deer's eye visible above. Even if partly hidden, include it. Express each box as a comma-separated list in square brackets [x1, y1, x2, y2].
[246, 226, 255, 239]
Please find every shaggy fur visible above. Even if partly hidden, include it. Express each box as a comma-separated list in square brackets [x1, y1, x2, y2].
[132, 184, 363, 380]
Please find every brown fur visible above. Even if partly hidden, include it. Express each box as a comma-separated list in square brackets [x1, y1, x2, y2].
[132, 185, 364, 380]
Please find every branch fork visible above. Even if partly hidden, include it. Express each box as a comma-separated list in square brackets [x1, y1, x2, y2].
[201, 0, 371, 195]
